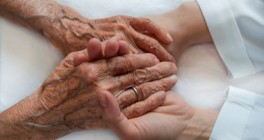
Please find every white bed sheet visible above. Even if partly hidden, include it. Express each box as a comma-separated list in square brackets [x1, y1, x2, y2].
[2, 0, 262, 139]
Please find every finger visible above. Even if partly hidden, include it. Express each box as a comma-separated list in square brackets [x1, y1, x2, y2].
[102, 22, 174, 62]
[93, 17, 174, 58]
[105, 39, 119, 58]
[122, 91, 166, 119]
[96, 16, 173, 45]
[118, 40, 131, 55]
[73, 49, 89, 66]
[93, 23, 139, 53]
[130, 18, 173, 44]
[105, 62, 176, 93]
[87, 38, 103, 61]
[104, 53, 160, 75]
[117, 75, 177, 109]
[99, 90, 140, 140]
[99, 90, 123, 121]
[130, 31, 175, 63]
[59, 49, 86, 68]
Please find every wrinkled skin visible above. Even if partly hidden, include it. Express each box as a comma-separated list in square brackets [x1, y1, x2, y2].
[54, 14, 175, 62]
[0, 0, 175, 62]
[0, 38, 177, 139]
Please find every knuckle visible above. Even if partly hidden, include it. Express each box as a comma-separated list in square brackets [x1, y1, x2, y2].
[116, 23, 128, 30]
[60, 52, 78, 67]
[131, 105, 144, 116]
[140, 83, 161, 99]
[146, 98, 156, 108]
[76, 64, 99, 81]
[123, 104, 148, 120]
[111, 60, 127, 74]
[159, 82, 170, 91]
[132, 69, 149, 85]
[124, 55, 137, 71]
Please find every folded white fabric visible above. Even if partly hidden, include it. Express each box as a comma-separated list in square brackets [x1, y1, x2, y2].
[210, 86, 264, 140]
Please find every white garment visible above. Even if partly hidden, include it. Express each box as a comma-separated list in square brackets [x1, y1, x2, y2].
[197, 0, 264, 139]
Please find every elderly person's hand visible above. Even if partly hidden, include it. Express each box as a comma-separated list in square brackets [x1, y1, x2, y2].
[0, 37, 177, 139]
[101, 91, 218, 140]
[0, 0, 175, 62]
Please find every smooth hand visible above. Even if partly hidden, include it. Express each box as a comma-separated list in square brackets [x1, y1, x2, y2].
[101, 91, 218, 140]
[147, 1, 212, 61]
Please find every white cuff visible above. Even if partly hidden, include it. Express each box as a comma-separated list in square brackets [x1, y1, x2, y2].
[196, 0, 255, 78]
[210, 86, 254, 139]
[210, 86, 264, 139]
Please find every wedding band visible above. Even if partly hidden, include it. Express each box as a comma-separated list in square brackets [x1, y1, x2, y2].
[131, 86, 142, 102]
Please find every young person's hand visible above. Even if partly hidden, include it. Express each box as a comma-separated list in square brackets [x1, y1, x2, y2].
[101, 91, 218, 140]
[147, 1, 212, 62]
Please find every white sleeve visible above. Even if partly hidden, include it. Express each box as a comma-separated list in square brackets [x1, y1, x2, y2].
[209, 86, 264, 140]
[196, 0, 264, 139]
[196, 0, 264, 78]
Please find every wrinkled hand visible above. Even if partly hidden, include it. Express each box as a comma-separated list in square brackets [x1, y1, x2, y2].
[0, 37, 177, 139]
[49, 11, 175, 62]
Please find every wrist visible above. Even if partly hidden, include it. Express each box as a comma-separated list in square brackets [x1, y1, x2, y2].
[28, 2, 90, 55]
[147, 2, 212, 61]
[179, 108, 218, 140]
[176, 2, 212, 46]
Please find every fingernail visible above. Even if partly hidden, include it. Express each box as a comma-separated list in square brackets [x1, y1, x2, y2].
[99, 94, 108, 108]
[167, 34, 173, 42]
[170, 75, 177, 81]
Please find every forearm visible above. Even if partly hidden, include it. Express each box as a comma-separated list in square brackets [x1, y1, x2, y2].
[0, 0, 91, 55]
[0, 121, 49, 140]
[0, 91, 51, 139]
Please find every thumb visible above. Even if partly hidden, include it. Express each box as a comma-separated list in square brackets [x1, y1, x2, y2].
[98, 91, 139, 140]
